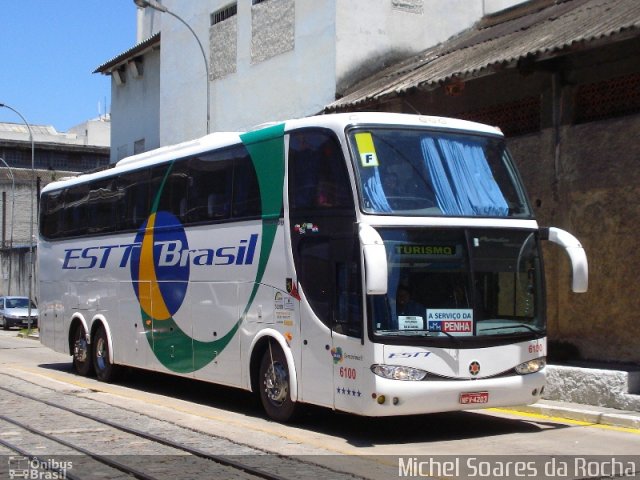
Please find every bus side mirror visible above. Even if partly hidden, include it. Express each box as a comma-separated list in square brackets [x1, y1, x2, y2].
[540, 227, 588, 293]
[359, 224, 388, 295]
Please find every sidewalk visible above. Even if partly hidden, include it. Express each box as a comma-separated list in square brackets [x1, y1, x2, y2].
[510, 399, 640, 430]
[510, 363, 640, 431]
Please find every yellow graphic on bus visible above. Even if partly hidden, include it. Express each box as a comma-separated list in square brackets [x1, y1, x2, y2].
[354, 132, 379, 167]
[138, 212, 172, 321]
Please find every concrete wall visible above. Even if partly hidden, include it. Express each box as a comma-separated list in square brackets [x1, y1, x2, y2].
[335, 0, 486, 94]
[0, 181, 40, 246]
[0, 247, 33, 298]
[509, 116, 640, 364]
[110, 46, 161, 162]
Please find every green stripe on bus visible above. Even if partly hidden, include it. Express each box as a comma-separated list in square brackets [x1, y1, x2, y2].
[141, 124, 286, 373]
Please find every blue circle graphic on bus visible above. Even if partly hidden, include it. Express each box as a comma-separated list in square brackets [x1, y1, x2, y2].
[124, 123, 285, 374]
[130, 210, 190, 321]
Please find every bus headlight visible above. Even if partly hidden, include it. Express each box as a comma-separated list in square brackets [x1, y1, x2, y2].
[515, 357, 546, 375]
[371, 364, 428, 381]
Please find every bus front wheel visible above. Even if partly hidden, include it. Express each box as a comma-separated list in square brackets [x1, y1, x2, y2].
[258, 343, 297, 422]
[92, 324, 120, 382]
[72, 324, 93, 377]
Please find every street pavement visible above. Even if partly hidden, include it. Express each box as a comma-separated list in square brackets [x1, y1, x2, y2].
[14, 329, 640, 432]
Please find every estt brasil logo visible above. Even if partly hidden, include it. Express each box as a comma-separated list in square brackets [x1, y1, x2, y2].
[128, 123, 286, 373]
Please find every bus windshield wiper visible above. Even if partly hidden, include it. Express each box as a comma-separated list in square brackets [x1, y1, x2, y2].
[375, 330, 418, 336]
[424, 328, 462, 344]
[425, 328, 453, 338]
[376, 329, 460, 342]
[480, 324, 543, 335]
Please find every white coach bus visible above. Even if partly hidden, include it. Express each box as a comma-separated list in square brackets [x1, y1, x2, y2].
[38, 113, 587, 422]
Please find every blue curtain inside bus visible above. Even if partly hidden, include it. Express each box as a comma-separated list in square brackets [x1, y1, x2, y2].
[420, 138, 509, 216]
[363, 168, 392, 212]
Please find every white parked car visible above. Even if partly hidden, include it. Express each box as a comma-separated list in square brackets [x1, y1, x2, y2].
[0, 296, 38, 330]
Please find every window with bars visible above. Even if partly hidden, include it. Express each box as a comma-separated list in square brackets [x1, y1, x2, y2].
[211, 4, 237, 25]
[0, 150, 25, 167]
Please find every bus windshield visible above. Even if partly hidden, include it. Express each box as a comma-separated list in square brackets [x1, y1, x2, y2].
[369, 228, 544, 343]
[348, 128, 530, 217]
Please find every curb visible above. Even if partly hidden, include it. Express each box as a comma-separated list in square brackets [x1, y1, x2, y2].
[508, 401, 640, 430]
[17, 331, 39, 340]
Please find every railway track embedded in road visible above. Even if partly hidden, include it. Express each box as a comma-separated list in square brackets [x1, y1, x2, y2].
[0, 375, 365, 480]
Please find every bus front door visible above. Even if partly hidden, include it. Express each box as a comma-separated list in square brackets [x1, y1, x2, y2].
[296, 237, 335, 408]
[287, 129, 359, 409]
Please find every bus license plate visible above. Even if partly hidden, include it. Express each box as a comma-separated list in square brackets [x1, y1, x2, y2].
[459, 392, 489, 404]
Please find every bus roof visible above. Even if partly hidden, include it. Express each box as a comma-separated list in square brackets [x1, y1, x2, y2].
[41, 112, 502, 194]
[281, 112, 502, 137]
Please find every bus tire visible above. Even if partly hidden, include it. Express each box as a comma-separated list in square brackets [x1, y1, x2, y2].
[258, 342, 297, 422]
[72, 324, 93, 376]
[92, 324, 120, 382]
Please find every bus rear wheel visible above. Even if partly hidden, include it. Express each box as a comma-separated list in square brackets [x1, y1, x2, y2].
[72, 324, 93, 376]
[258, 342, 297, 422]
[92, 324, 120, 382]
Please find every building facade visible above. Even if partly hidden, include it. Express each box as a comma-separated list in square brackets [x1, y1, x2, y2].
[0, 119, 110, 171]
[0, 120, 110, 297]
[95, 35, 161, 164]
[96, 0, 527, 160]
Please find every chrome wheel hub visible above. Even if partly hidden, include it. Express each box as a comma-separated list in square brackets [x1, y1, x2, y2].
[74, 338, 88, 363]
[95, 338, 107, 370]
[264, 362, 288, 405]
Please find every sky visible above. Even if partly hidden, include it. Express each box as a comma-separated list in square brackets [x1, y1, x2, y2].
[0, 1, 138, 132]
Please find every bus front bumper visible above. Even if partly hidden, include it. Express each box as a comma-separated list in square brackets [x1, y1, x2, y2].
[359, 369, 546, 416]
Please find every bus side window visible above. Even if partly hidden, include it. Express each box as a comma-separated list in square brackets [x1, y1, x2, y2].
[334, 242, 363, 337]
[151, 161, 189, 221]
[61, 185, 89, 237]
[232, 153, 260, 219]
[87, 179, 117, 235]
[186, 154, 232, 223]
[40, 190, 64, 239]
[289, 131, 353, 210]
[117, 169, 151, 231]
